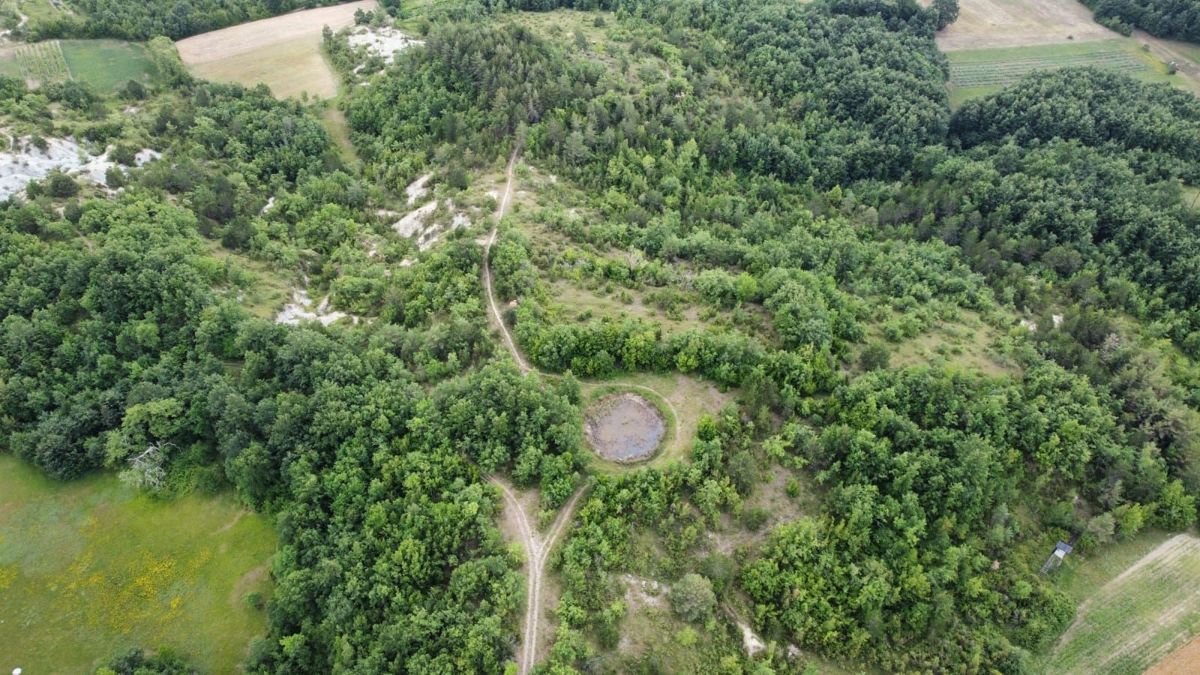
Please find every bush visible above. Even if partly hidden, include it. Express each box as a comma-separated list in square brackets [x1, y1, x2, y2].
[1154, 480, 1197, 531]
[859, 342, 890, 371]
[46, 172, 80, 198]
[669, 573, 716, 623]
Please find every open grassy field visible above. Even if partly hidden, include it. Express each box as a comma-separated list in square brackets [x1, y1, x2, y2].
[0, 454, 276, 673]
[935, 0, 1117, 51]
[947, 39, 1175, 106]
[61, 39, 155, 90]
[1042, 533, 1200, 674]
[0, 39, 154, 90]
[176, 0, 376, 100]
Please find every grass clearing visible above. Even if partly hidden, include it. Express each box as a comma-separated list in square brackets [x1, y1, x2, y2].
[203, 239, 295, 320]
[176, 0, 376, 100]
[579, 373, 735, 475]
[1042, 533, 1200, 674]
[0, 39, 154, 91]
[322, 106, 357, 164]
[880, 310, 1016, 376]
[947, 39, 1173, 106]
[61, 39, 156, 91]
[0, 454, 276, 673]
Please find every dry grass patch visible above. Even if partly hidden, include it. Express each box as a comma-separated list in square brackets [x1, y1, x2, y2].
[936, 0, 1118, 51]
[176, 0, 376, 99]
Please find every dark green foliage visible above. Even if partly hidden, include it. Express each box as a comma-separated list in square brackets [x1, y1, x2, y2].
[97, 647, 196, 675]
[726, 0, 950, 183]
[742, 365, 1162, 671]
[669, 573, 716, 623]
[952, 69, 1200, 180]
[1084, 0, 1200, 42]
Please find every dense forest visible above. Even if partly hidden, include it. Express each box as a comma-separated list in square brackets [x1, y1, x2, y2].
[4, 0, 1200, 672]
[1084, 0, 1200, 42]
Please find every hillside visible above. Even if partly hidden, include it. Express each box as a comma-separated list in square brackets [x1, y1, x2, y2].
[1, 1, 1199, 673]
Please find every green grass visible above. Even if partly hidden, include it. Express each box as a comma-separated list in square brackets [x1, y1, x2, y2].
[947, 39, 1175, 107]
[61, 39, 156, 90]
[1041, 532, 1200, 674]
[0, 39, 154, 91]
[0, 454, 276, 673]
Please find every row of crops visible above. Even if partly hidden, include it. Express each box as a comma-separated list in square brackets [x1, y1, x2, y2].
[14, 39, 68, 84]
[950, 48, 1148, 88]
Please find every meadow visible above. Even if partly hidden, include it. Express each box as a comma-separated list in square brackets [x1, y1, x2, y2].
[1043, 532, 1200, 674]
[0, 39, 154, 90]
[0, 454, 276, 673]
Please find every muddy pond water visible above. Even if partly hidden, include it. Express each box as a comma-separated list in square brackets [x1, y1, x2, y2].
[584, 392, 666, 463]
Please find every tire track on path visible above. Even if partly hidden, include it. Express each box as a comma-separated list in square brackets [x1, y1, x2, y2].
[483, 150, 529, 373]
[490, 477, 588, 675]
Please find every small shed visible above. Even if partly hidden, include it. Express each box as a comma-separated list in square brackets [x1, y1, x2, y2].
[1040, 541, 1074, 574]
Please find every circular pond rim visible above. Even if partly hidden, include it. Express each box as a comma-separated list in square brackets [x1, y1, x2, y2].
[582, 388, 673, 464]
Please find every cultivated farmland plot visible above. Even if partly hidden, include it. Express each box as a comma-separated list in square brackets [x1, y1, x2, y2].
[14, 38, 65, 83]
[0, 38, 154, 90]
[950, 46, 1145, 88]
[1045, 534, 1200, 675]
[176, 0, 377, 100]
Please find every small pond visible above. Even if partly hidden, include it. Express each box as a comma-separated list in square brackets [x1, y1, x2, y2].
[584, 392, 666, 463]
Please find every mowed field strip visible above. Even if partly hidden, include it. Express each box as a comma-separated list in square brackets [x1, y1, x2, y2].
[1044, 534, 1200, 675]
[176, 0, 377, 99]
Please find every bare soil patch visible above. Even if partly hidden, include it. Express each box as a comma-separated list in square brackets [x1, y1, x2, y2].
[585, 393, 666, 463]
[1148, 634, 1200, 675]
[176, 0, 376, 99]
[936, 0, 1118, 51]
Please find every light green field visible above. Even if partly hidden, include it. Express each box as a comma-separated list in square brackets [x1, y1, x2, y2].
[61, 39, 156, 90]
[0, 454, 276, 673]
[947, 39, 1175, 107]
[10, 39, 67, 83]
[0, 39, 155, 91]
[1042, 532, 1200, 674]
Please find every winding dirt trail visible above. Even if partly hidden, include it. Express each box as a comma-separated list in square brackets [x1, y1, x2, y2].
[490, 477, 588, 675]
[483, 150, 530, 373]
[480, 149, 685, 672]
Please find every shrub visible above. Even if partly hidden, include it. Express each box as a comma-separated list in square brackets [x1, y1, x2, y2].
[669, 573, 716, 623]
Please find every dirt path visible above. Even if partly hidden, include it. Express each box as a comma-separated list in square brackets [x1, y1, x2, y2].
[483, 150, 530, 374]
[480, 152, 687, 671]
[490, 477, 587, 675]
[1133, 29, 1200, 94]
